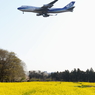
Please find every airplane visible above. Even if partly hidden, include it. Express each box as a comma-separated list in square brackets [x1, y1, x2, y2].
[17, 0, 75, 17]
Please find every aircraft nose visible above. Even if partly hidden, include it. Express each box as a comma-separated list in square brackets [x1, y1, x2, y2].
[17, 7, 21, 10]
[17, 7, 23, 10]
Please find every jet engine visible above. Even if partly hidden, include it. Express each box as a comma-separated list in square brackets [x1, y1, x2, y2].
[43, 14, 50, 17]
[36, 13, 42, 16]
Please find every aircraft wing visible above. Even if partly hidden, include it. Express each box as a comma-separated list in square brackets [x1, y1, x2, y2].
[41, 0, 58, 9]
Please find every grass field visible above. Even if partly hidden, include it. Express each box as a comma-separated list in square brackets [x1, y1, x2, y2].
[0, 82, 95, 95]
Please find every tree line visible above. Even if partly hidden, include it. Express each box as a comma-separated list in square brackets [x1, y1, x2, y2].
[28, 68, 95, 82]
[1, 48, 95, 82]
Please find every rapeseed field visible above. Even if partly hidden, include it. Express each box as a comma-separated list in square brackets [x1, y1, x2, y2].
[0, 82, 95, 95]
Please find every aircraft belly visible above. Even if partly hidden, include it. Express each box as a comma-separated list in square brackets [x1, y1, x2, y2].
[48, 8, 72, 13]
[22, 9, 42, 13]
[48, 10, 65, 13]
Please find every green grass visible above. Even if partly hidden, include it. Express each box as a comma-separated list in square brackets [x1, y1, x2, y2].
[77, 85, 95, 88]
[23, 90, 36, 95]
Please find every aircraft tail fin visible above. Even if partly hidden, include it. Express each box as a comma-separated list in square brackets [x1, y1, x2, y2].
[63, 1, 75, 10]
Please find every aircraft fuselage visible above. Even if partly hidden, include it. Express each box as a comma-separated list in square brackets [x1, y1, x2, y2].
[18, 6, 74, 13]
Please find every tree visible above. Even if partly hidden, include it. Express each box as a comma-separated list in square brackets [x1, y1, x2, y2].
[89, 68, 95, 82]
[29, 70, 49, 81]
[0, 49, 26, 82]
[62, 70, 70, 81]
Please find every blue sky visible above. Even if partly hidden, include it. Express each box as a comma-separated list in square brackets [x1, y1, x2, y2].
[1, 0, 95, 72]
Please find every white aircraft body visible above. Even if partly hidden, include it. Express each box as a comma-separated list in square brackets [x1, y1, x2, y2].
[17, 0, 75, 17]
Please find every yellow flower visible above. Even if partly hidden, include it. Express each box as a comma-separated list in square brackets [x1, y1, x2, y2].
[0, 82, 95, 95]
